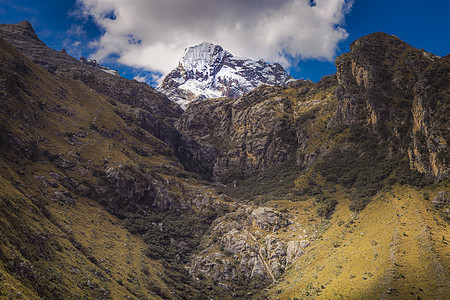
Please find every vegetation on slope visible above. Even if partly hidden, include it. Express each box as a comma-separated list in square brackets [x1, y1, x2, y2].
[0, 35, 226, 298]
[264, 184, 450, 299]
[0, 22, 448, 299]
[215, 75, 431, 216]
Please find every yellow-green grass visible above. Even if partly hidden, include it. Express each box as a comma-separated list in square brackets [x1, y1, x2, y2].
[0, 37, 196, 298]
[0, 162, 176, 299]
[265, 184, 450, 299]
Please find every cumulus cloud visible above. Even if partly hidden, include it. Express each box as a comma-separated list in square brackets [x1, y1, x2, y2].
[77, 0, 353, 75]
[63, 24, 86, 58]
[133, 74, 164, 84]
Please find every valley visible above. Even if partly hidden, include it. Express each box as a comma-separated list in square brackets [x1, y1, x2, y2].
[0, 21, 448, 299]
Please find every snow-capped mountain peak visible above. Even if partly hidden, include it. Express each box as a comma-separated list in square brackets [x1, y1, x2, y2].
[157, 42, 294, 109]
[179, 42, 232, 76]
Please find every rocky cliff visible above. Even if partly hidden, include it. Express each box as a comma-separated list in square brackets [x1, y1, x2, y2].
[179, 32, 448, 187]
[332, 32, 448, 179]
[177, 76, 338, 186]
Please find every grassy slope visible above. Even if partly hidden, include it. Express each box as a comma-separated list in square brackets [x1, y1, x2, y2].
[0, 31, 448, 299]
[208, 75, 448, 298]
[0, 175, 170, 299]
[264, 184, 449, 299]
[0, 37, 196, 298]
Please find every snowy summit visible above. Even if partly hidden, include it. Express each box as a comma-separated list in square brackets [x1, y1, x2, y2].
[157, 42, 294, 109]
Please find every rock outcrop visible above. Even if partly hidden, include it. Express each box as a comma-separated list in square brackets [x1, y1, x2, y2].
[432, 190, 450, 219]
[332, 32, 448, 178]
[177, 77, 337, 182]
[188, 205, 309, 293]
[251, 207, 292, 231]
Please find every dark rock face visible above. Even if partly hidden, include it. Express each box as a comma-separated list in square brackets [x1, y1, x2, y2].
[333, 32, 431, 128]
[332, 32, 448, 178]
[409, 55, 449, 179]
[103, 165, 174, 212]
[178, 85, 298, 180]
[177, 78, 337, 182]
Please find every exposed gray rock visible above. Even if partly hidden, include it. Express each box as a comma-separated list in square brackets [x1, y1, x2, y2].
[432, 191, 449, 207]
[251, 207, 291, 232]
[188, 204, 308, 292]
[287, 240, 304, 264]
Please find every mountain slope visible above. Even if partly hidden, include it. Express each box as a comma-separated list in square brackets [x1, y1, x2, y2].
[0, 21, 218, 179]
[157, 42, 294, 108]
[0, 25, 228, 298]
[0, 20, 448, 299]
[176, 32, 449, 296]
[265, 185, 450, 299]
[178, 33, 448, 203]
[0, 35, 178, 298]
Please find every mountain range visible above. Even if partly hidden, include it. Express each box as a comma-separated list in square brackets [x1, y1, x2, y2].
[0, 20, 448, 299]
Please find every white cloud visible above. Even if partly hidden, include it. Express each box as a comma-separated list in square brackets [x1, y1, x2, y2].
[132, 75, 147, 83]
[133, 73, 164, 84]
[76, 0, 353, 75]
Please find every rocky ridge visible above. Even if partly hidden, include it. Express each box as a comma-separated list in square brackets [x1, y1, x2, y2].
[332, 32, 448, 179]
[0, 21, 217, 178]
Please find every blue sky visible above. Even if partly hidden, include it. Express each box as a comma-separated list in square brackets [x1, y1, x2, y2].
[1, 0, 449, 85]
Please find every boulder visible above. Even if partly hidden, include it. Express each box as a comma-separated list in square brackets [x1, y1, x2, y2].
[251, 207, 291, 232]
[432, 191, 449, 207]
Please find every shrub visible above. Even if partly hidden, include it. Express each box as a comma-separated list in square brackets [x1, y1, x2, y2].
[315, 194, 338, 219]
[316, 124, 431, 211]
[218, 159, 302, 201]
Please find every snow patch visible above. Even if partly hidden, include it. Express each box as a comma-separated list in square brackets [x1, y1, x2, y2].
[101, 68, 119, 76]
